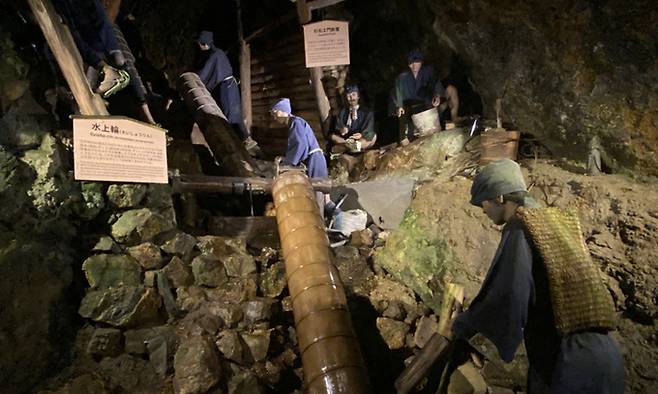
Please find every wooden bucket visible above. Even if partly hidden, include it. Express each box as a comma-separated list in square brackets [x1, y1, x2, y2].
[411, 107, 440, 136]
[480, 130, 520, 165]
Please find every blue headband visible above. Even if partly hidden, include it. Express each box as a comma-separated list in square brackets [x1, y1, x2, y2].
[198, 31, 213, 45]
[271, 98, 291, 114]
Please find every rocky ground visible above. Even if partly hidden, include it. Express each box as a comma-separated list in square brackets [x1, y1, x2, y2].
[26, 130, 655, 394]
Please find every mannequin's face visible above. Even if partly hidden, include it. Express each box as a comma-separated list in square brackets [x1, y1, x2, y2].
[270, 110, 289, 126]
[346, 92, 360, 107]
[482, 199, 506, 225]
[409, 61, 422, 74]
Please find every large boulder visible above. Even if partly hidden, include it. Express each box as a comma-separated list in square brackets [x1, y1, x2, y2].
[87, 327, 123, 357]
[191, 255, 228, 287]
[127, 242, 164, 270]
[111, 208, 175, 246]
[106, 184, 147, 208]
[82, 254, 142, 289]
[173, 336, 222, 394]
[79, 286, 162, 327]
[375, 175, 499, 311]
[163, 256, 193, 288]
[160, 231, 197, 259]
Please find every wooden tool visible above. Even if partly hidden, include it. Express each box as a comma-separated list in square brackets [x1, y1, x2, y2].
[395, 283, 464, 394]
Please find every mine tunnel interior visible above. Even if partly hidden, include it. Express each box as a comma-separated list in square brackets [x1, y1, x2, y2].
[1, 0, 656, 393]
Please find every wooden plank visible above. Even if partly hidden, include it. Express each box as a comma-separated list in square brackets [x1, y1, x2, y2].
[307, 0, 346, 11]
[252, 77, 337, 93]
[28, 0, 108, 116]
[250, 44, 305, 65]
[251, 60, 307, 76]
[244, 11, 297, 43]
[240, 41, 252, 129]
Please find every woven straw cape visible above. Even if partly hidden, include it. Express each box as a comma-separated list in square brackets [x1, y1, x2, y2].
[517, 207, 616, 335]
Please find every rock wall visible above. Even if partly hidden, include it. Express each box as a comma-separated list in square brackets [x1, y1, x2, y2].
[0, 126, 90, 392]
[345, 0, 657, 174]
[429, 0, 658, 174]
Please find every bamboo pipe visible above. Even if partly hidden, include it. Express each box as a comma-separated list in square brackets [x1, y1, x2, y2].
[177, 72, 258, 177]
[273, 171, 369, 394]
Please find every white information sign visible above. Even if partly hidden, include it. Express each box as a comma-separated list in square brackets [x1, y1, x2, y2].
[73, 116, 168, 184]
[303, 20, 350, 68]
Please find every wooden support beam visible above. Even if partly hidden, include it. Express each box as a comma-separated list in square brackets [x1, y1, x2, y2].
[240, 41, 252, 129]
[244, 11, 297, 43]
[295, 0, 332, 135]
[171, 173, 333, 194]
[28, 0, 108, 116]
[236, 0, 252, 129]
[307, 0, 346, 11]
[296, 0, 312, 24]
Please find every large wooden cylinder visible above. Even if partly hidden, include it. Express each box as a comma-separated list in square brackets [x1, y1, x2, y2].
[177, 72, 258, 177]
[273, 171, 369, 394]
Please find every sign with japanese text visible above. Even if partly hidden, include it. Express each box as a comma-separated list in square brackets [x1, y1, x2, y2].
[73, 116, 168, 184]
[303, 20, 349, 68]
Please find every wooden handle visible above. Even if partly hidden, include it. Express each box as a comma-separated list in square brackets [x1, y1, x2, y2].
[395, 284, 464, 394]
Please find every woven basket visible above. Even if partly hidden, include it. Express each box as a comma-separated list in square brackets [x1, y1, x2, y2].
[518, 207, 616, 335]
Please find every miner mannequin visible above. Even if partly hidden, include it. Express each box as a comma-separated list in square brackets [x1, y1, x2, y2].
[452, 159, 624, 393]
[270, 98, 328, 213]
[53, 0, 130, 97]
[196, 30, 258, 154]
[393, 49, 459, 145]
[330, 85, 377, 152]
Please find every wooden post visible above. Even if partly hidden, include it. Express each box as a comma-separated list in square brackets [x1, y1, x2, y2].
[27, 0, 108, 116]
[236, 0, 252, 129]
[296, 0, 331, 134]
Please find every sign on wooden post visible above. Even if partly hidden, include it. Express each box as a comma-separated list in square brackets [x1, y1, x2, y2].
[302, 20, 350, 68]
[73, 116, 168, 184]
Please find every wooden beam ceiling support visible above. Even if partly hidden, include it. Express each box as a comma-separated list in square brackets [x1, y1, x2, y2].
[27, 0, 108, 115]
[307, 0, 346, 11]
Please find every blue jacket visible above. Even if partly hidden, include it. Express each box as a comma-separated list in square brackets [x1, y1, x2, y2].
[283, 116, 328, 178]
[453, 219, 624, 393]
[197, 46, 233, 92]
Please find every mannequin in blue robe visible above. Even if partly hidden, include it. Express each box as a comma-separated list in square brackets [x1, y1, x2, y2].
[453, 159, 624, 394]
[196, 31, 252, 143]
